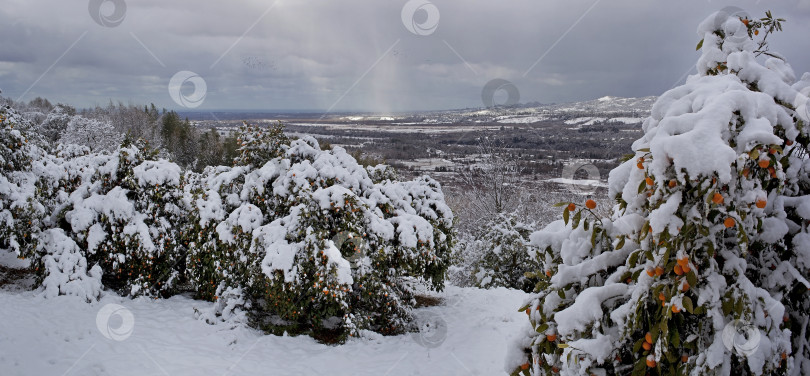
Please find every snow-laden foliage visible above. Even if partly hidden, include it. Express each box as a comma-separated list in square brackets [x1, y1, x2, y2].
[508, 11, 810, 376]
[2, 114, 456, 339]
[36, 104, 73, 143]
[0, 105, 44, 258]
[183, 123, 455, 340]
[469, 213, 539, 292]
[32, 137, 187, 297]
[59, 115, 123, 153]
[39, 228, 103, 302]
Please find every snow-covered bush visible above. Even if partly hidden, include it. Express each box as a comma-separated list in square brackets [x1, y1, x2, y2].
[184, 123, 455, 340]
[469, 213, 538, 292]
[39, 228, 103, 302]
[3, 107, 456, 341]
[507, 10, 810, 376]
[0, 105, 44, 259]
[60, 138, 187, 297]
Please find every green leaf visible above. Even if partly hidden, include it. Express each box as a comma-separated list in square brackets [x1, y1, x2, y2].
[638, 179, 647, 194]
[535, 323, 549, 334]
[628, 250, 640, 267]
[632, 358, 646, 376]
[616, 236, 626, 250]
[591, 227, 598, 247]
[722, 299, 732, 316]
[683, 296, 694, 314]
[687, 270, 698, 288]
[563, 208, 570, 225]
[671, 329, 681, 347]
[633, 338, 644, 353]
[696, 39, 704, 50]
[558, 289, 566, 299]
[553, 202, 569, 207]
[572, 210, 582, 229]
[636, 148, 651, 153]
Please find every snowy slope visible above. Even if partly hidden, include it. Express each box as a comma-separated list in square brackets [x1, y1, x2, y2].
[0, 284, 529, 375]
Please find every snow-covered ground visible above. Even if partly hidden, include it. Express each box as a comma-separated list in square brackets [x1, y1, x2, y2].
[0, 274, 529, 376]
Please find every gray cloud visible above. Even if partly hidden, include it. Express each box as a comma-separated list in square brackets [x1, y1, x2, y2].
[2, 0, 809, 112]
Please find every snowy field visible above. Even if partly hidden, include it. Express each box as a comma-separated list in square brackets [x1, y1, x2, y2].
[0, 271, 529, 376]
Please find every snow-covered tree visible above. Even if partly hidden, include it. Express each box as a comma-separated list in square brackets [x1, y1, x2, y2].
[469, 213, 539, 292]
[37, 103, 75, 143]
[507, 10, 810, 376]
[59, 115, 123, 153]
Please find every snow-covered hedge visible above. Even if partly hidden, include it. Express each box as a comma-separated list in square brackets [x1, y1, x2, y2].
[1, 118, 455, 340]
[183, 123, 455, 340]
[508, 11, 810, 376]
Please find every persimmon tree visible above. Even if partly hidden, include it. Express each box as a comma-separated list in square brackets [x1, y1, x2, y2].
[508, 10, 810, 376]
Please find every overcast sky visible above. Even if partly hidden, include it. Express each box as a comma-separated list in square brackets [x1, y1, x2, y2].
[2, 0, 809, 113]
